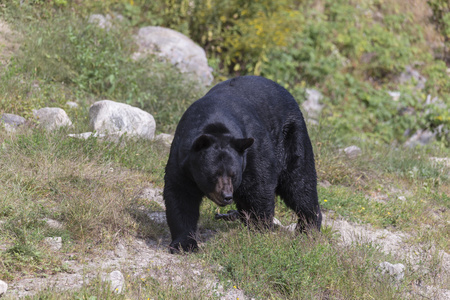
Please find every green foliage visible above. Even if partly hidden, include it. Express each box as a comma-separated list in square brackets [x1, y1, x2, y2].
[125, 0, 304, 75]
[428, 0, 450, 62]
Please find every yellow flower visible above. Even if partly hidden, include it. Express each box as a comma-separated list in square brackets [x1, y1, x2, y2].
[324, 199, 328, 202]
[233, 285, 237, 289]
[387, 212, 391, 215]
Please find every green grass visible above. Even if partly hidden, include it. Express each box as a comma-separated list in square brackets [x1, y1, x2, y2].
[200, 226, 405, 299]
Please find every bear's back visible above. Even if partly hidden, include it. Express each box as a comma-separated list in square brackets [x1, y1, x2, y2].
[171, 76, 307, 163]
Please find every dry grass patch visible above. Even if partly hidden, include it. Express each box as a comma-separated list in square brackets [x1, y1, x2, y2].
[0, 128, 168, 280]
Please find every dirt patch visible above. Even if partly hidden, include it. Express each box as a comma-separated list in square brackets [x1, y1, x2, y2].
[323, 213, 450, 300]
[7, 238, 247, 299]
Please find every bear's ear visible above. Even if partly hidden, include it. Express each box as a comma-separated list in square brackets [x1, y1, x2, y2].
[192, 135, 214, 152]
[232, 137, 254, 153]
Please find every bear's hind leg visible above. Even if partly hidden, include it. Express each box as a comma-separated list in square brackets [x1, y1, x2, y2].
[277, 176, 322, 232]
[278, 121, 322, 231]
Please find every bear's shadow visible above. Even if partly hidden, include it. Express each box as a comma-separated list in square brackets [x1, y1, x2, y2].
[127, 200, 239, 250]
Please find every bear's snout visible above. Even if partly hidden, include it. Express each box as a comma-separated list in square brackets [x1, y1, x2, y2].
[208, 176, 234, 206]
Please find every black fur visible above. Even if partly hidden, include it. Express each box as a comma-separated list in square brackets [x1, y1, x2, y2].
[164, 76, 321, 253]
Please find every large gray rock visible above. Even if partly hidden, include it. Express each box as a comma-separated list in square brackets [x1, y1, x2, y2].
[1, 113, 26, 132]
[133, 26, 213, 86]
[89, 100, 156, 140]
[0, 279, 7, 297]
[33, 107, 72, 131]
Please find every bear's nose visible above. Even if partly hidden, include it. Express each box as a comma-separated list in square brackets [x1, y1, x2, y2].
[222, 193, 233, 204]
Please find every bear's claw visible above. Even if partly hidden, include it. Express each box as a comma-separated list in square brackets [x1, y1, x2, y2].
[215, 210, 240, 221]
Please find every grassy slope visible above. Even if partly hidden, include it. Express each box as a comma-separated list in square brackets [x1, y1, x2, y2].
[0, 1, 449, 299]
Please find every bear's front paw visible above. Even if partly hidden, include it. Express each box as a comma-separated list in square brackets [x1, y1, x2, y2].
[215, 210, 240, 221]
[169, 238, 198, 254]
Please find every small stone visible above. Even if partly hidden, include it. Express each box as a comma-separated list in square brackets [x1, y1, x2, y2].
[273, 217, 282, 227]
[114, 243, 127, 258]
[1, 113, 26, 127]
[44, 237, 62, 251]
[388, 91, 401, 101]
[286, 223, 297, 232]
[109, 270, 125, 293]
[319, 180, 331, 188]
[404, 129, 436, 148]
[43, 218, 64, 230]
[137, 187, 165, 208]
[146, 211, 167, 224]
[302, 88, 323, 120]
[33, 107, 72, 131]
[398, 65, 426, 90]
[154, 133, 174, 147]
[68, 132, 105, 140]
[272, 218, 296, 232]
[0, 280, 7, 296]
[430, 157, 450, 168]
[378, 261, 405, 281]
[343, 145, 362, 159]
[1, 113, 26, 132]
[88, 14, 112, 30]
[66, 101, 79, 108]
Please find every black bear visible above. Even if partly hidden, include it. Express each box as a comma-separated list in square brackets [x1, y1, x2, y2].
[164, 76, 321, 253]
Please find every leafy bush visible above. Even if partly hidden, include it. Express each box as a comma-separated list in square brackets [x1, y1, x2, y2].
[121, 0, 304, 75]
[428, 0, 450, 63]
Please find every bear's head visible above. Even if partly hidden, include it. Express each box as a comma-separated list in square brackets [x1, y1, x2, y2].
[188, 134, 254, 206]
